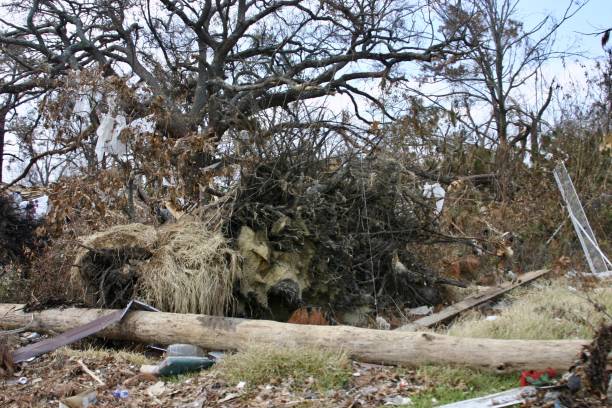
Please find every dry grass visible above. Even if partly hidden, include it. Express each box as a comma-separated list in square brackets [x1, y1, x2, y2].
[139, 221, 240, 315]
[215, 345, 351, 391]
[53, 346, 153, 366]
[446, 280, 612, 340]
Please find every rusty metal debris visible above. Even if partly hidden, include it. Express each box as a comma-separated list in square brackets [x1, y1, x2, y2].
[11, 300, 158, 363]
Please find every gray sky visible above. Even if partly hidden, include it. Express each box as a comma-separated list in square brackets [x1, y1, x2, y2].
[522, 0, 610, 58]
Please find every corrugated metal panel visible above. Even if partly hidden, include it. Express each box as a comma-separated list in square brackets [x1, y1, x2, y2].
[12, 300, 158, 363]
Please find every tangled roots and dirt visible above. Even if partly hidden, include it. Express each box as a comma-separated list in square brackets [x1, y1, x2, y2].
[71, 221, 240, 315]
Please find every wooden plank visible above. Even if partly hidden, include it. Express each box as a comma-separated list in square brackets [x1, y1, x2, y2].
[397, 269, 550, 331]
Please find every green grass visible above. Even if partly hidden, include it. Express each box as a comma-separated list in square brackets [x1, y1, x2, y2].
[409, 366, 518, 408]
[214, 344, 351, 392]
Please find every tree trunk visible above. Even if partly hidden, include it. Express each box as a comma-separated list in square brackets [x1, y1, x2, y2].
[0, 304, 588, 373]
[0, 105, 8, 184]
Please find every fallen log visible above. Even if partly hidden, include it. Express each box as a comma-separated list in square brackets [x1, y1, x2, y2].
[0, 303, 588, 373]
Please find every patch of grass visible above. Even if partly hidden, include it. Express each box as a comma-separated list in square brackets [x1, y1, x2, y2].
[446, 280, 612, 340]
[410, 366, 518, 408]
[53, 346, 153, 366]
[215, 345, 351, 391]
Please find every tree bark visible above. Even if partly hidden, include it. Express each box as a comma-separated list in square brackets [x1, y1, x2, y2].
[0, 104, 9, 184]
[0, 304, 588, 373]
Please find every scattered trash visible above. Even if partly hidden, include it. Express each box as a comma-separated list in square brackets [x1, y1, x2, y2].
[25, 332, 41, 341]
[397, 378, 409, 389]
[406, 306, 433, 316]
[360, 385, 379, 395]
[17, 376, 28, 385]
[167, 344, 206, 357]
[146, 381, 166, 397]
[112, 389, 129, 398]
[383, 395, 412, 405]
[207, 351, 225, 361]
[140, 364, 158, 375]
[76, 359, 105, 386]
[437, 386, 537, 407]
[519, 368, 558, 387]
[59, 389, 97, 408]
[485, 315, 498, 321]
[543, 390, 561, 402]
[218, 393, 239, 403]
[376, 316, 391, 330]
[565, 372, 581, 392]
[236, 381, 246, 390]
[141, 356, 215, 376]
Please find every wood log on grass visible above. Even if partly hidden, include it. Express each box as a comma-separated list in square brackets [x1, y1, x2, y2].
[0, 304, 588, 373]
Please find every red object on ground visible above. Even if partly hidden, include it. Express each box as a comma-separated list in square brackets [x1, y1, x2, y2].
[519, 368, 558, 386]
[287, 306, 329, 325]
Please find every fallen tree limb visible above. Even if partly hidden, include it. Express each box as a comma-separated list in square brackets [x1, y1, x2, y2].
[0, 303, 588, 373]
[398, 269, 551, 330]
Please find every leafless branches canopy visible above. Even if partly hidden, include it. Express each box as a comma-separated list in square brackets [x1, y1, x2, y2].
[0, 0, 457, 143]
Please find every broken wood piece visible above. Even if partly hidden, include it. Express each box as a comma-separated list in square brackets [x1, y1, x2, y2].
[9, 300, 159, 363]
[0, 302, 589, 373]
[397, 268, 550, 331]
[76, 359, 106, 386]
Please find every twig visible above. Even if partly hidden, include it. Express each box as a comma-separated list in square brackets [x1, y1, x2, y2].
[77, 359, 106, 386]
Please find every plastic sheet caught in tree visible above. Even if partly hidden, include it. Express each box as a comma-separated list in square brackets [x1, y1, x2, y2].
[95, 113, 127, 161]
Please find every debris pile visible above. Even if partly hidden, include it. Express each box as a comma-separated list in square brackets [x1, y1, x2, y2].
[547, 323, 612, 407]
[227, 155, 465, 319]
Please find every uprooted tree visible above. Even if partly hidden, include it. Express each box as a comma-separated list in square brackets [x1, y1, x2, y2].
[0, 0, 476, 316]
[1, 1, 601, 320]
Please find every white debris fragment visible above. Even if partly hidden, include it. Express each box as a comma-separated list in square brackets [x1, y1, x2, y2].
[376, 316, 391, 330]
[95, 113, 128, 160]
[407, 305, 433, 316]
[384, 395, 412, 405]
[423, 182, 446, 214]
[146, 381, 166, 397]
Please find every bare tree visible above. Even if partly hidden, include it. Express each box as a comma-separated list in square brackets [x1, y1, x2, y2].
[410, 0, 582, 196]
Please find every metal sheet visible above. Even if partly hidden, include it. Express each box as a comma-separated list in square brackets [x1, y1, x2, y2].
[12, 300, 158, 363]
[437, 386, 537, 408]
[554, 162, 611, 275]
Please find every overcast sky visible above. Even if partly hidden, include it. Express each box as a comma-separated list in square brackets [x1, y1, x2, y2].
[523, 0, 610, 58]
